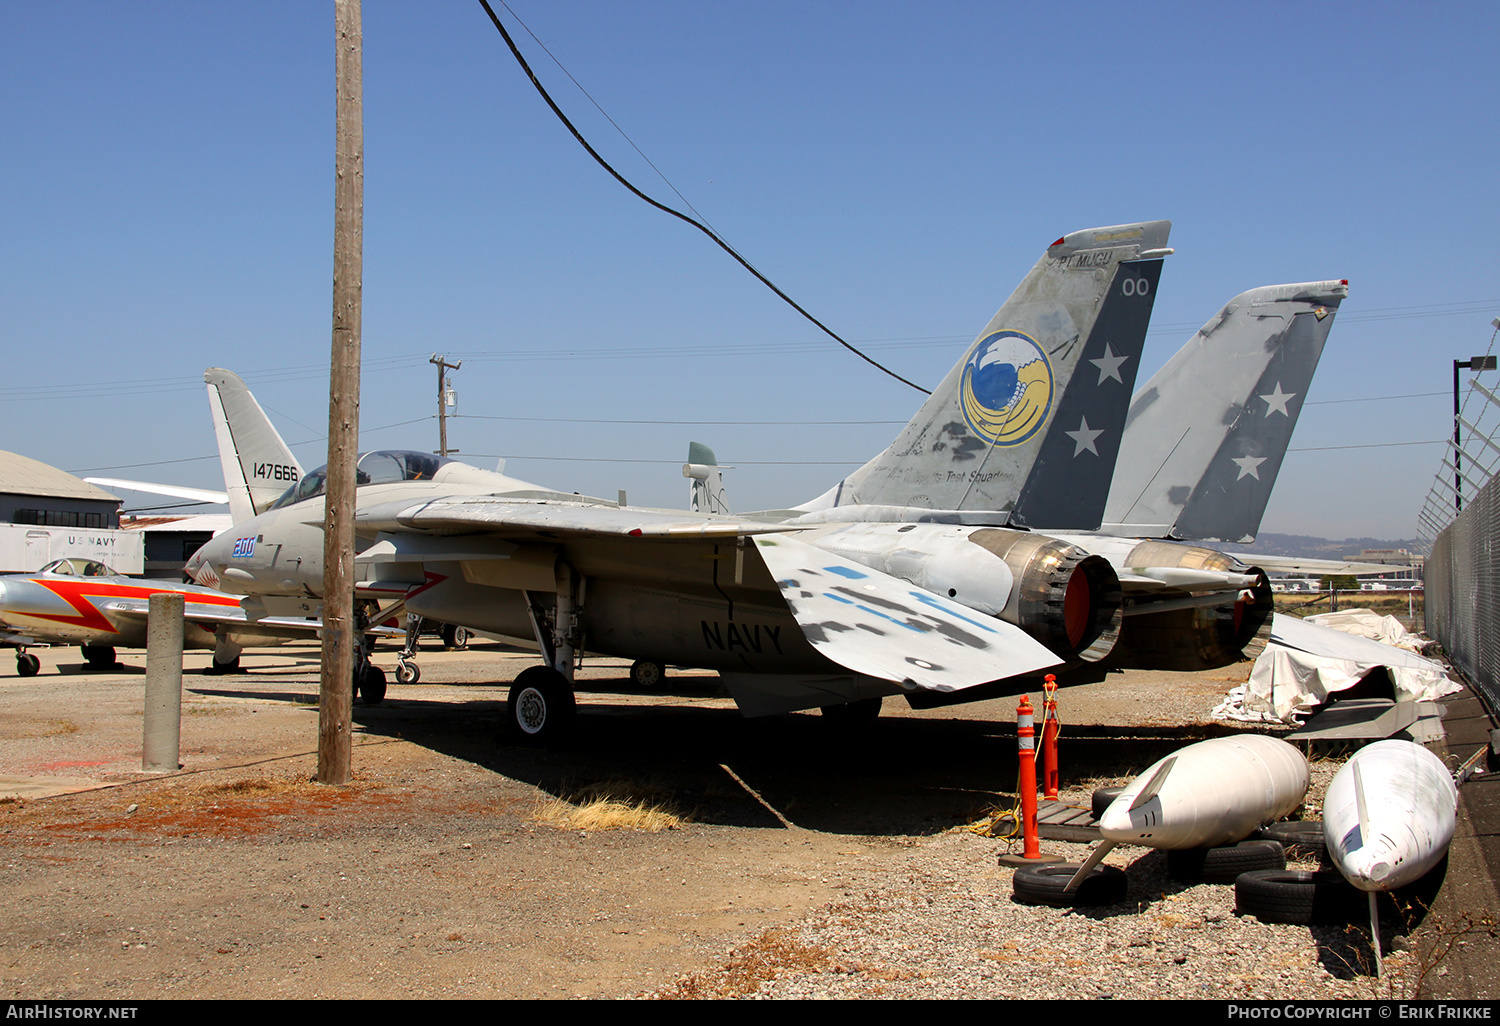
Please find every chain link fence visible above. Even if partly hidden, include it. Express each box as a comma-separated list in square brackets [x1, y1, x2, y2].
[1428, 472, 1500, 712]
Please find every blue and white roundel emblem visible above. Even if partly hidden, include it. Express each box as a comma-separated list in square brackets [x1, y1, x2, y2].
[959, 330, 1055, 447]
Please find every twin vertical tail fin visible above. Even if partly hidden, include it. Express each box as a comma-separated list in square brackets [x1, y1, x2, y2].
[802, 221, 1171, 530]
[204, 368, 304, 523]
[1101, 280, 1347, 543]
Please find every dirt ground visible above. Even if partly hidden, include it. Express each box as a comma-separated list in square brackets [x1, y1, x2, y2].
[0, 641, 1263, 999]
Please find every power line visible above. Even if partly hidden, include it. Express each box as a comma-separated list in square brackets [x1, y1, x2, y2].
[1304, 391, 1449, 406]
[456, 414, 903, 426]
[1288, 439, 1448, 452]
[476, 0, 930, 396]
[477, 454, 861, 466]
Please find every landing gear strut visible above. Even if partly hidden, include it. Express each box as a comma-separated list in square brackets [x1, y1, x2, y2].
[509, 563, 583, 744]
[396, 612, 422, 686]
[351, 605, 386, 705]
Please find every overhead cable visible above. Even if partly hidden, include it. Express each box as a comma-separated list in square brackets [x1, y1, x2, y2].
[476, 0, 930, 395]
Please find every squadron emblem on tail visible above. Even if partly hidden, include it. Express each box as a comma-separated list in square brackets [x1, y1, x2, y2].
[960, 330, 1055, 447]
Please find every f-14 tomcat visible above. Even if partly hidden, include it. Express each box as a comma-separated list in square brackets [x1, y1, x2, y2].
[189, 221, 1173, 738]
[0, 557, 313, 676]
[694, 276, 1349, 679]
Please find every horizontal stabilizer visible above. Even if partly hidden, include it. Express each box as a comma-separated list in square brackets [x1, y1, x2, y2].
[82, 478, 229, 505]
[752, 533, 1061, 690]
[1233, 554, 1411, 577]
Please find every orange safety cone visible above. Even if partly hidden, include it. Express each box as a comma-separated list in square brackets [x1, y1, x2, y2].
[1016, 695, 1041, 858]
[1041, 674, 1060, 801]
[998, 695, 1061, 866]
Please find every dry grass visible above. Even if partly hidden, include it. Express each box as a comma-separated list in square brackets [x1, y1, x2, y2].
[1274, 593, 1424, 629]
[531, 794, 684, 833]
[8, 719, 81, 738]
[195, 777, 329, 799]
[656, 928, 834, 998]
[25, 773, 404, 842]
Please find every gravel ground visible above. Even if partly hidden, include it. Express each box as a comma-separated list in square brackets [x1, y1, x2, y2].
[655, 767, 1410, 1000]
[0, 643, 1450, 1000]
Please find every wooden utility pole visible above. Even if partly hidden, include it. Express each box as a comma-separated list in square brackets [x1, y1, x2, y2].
[430, 354, 462, 456]
[320, 0, 362, 785]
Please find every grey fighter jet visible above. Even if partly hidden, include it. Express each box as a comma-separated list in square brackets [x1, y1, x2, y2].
[188, 221, 1173, 737]
[1045, 279, 1352, 669]
[697, 280, 1352, 676]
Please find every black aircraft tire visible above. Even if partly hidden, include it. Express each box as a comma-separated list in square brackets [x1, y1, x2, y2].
[17, 653, 40, 677]
[1012, 863, 1129, 908]
[440, 623, 470, 651]
[820, 697, 883, 724]
[208, 655, 241, 675]
[1169, 840, 1286, 884]
[1091, 786, 1125, 820]
[395, 661, 420, 685]
[507, 666, 575, 744]
[1235, 870, 1362, 925]
[82, 645, 116, 669]
[1253, 820, 1327, 857]
[359, 665, 388, 705]
[629, 660, 664, 689]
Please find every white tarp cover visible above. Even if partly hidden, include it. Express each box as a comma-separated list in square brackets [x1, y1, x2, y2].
[1303, 608, 1428, 653]
[1216, 613, 1459, 722]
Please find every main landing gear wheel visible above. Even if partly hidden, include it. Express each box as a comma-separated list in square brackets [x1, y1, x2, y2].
[207, 655, 241, 675]
[357, 664, 387, 705]
[507, 666, 575, 744]
[81, 645, 117, 670]
[395, 659, 420, 685]
[16, 653, 40, 677]
[441, 624, 470, 651]
[819, 697, 883, 724]
[629, 660, 664, 689]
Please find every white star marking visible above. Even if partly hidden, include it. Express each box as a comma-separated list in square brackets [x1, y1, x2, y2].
[1089, 343, 1129, 385]
[1232, 455, 1266, 480]
[1066, 416, 1104, 457]
[1259, 382, 1296, 417]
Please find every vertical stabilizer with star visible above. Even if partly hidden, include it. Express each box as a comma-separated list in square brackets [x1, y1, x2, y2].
[798, 221, 1171, 529]
[1100, 280, 1347, 543]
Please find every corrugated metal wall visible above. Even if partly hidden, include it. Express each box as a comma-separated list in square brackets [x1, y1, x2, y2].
[1429, 473, 1500, 712]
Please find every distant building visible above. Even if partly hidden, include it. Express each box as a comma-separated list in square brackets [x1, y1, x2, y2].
[1352, 548, 1424, 582]
[0, 451, 143, 573]
[119, 514, 232, 579]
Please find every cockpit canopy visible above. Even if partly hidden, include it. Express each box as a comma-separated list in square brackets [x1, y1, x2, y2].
[39, 557, 117, 577]
[268, 450, 455, 510]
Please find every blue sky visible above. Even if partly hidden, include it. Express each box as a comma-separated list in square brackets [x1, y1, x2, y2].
[3, 1, 1496, 540]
